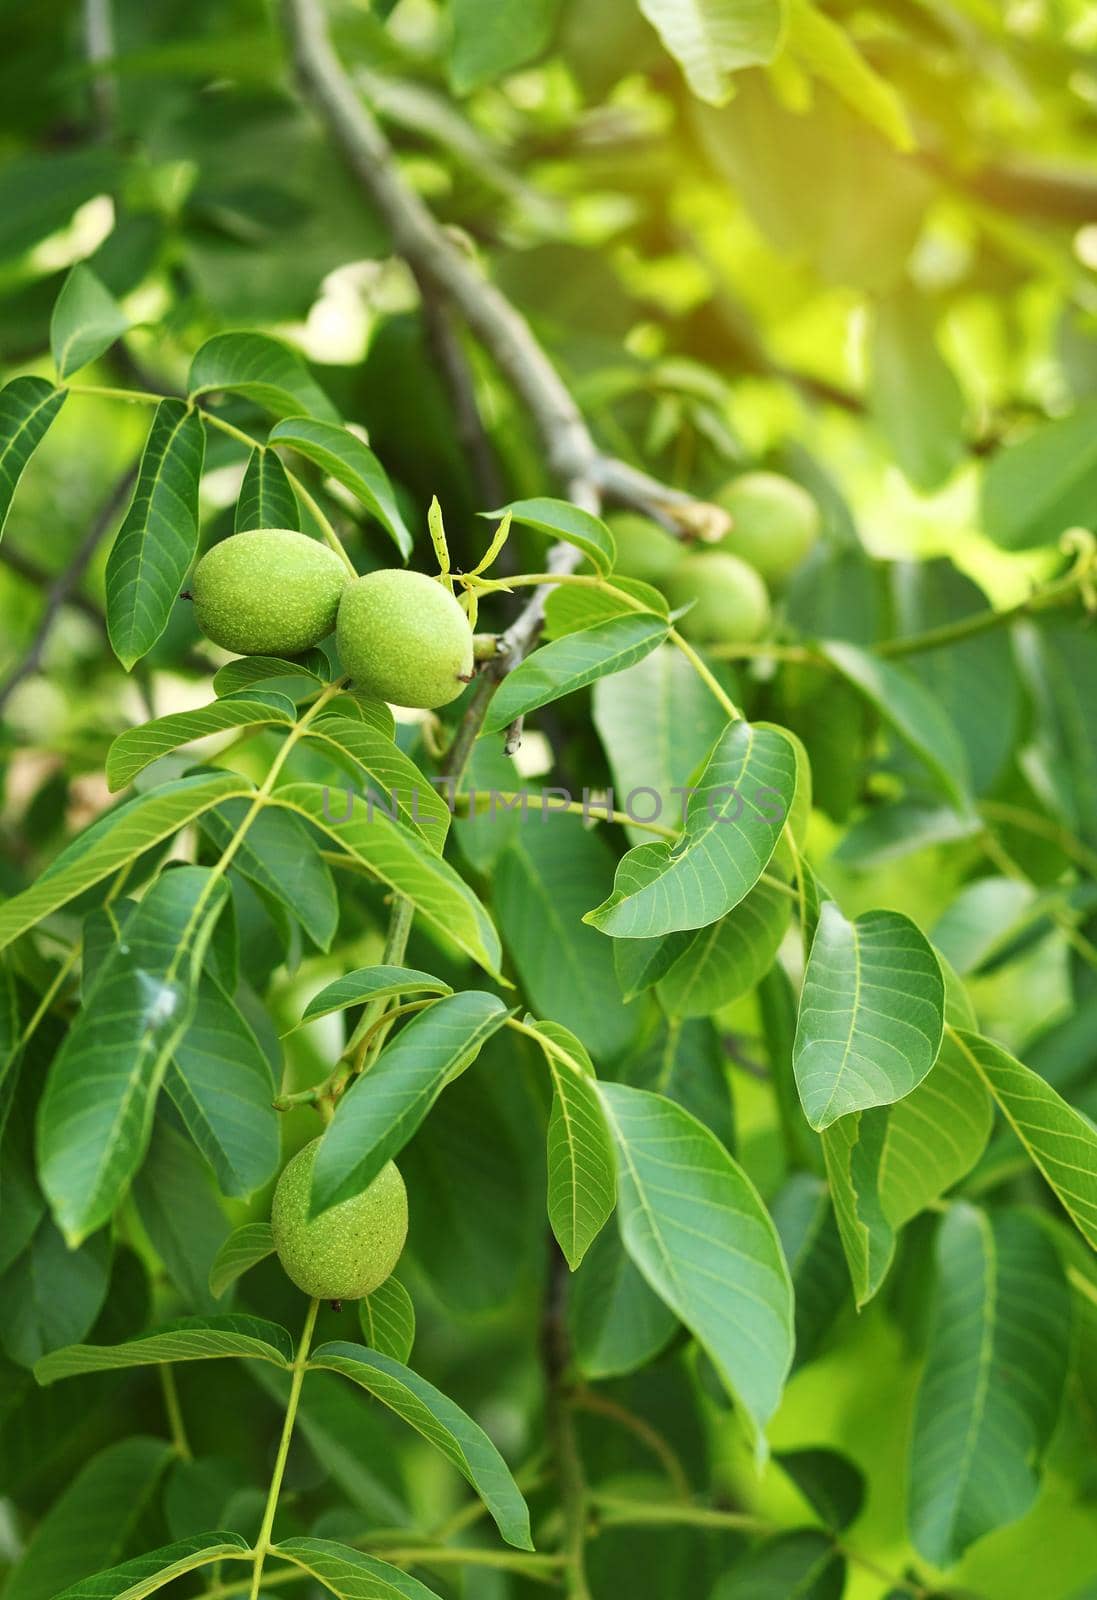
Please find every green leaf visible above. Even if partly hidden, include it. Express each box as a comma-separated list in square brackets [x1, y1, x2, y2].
[770, 1174, 848, 1367]
[653, 878, 791, 1018]
[875, 1032, 992, 1229]
[951, 1029, 1097, 1248]
[235, 445, 299, 531]
[2, 1437, 174, 1600]
[213, 651, 329, 701]
[599, 1083, 794, 1448]
[785, 0, 914, 151]
[638, 0, 786, 105]
[586, 721, 796, 938]
[311, 991, 510, 1213]
[270, 783, 503, 976]
[358, 1277, 416, 1365]
[298, 966, 452, 1027]
[1015, 621, 1097, 846]
[482, 613, 669, 734]
[188, 331, 339, 421]
[0, 376, 67, 542]
[891, 559, 1021, 796]
[820, 640, 973, 813]
[0, 956, 19, 1097]
[202, 799, 339, 952]
[592, 642, 732, 846]
[819, 1031, 991, 1306]
[981, 400, 1097, 550]
[37, 867, 229, 1245]
[908, 1204, 1071, 1565]
[35, 1314, 293, 1384]
[166, 973, 279, 1197]
[50, 264, 129, 380]
[208, 1222, 275, 1299]
[105, 399, 206, 670]
[486, 497, 617, 573]
[819, 1111, 894, 1308]
[0, 1220, 110, 1369]
[307, 1344, 533, 1550]
[0, 773, 251, 954]
[568, 1220, 679, 1379]
[546, 574, 668, 635]
[449, 0, 560, 92]
[106, 697, 295, 791]
[306, 713, 451, 848]
[524, 1018, 616, 1269]
[793, 902, 945, 1129]
[495, 818, 642, 1061]
[274, 1537, 443, 1600]
[268, 416, 412, 560]
[132, 1114, 229, 1313]
[869, 290, 965, 489]
[776, 1448, 865, 1534]
[712, 1529, 845, 1600]
[47, 1535, 250, 1600]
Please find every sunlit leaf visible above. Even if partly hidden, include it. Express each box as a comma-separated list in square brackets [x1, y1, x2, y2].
[269, 416, 412, 560]
[208, 1222, 275, 1300]
[47, 1536, 250, 1600]
[523, 1018, 616, 1269]
[307, 1344, 533, 1549]
[599, 1083, 793, 1448]
[188, 331, 338, 421]
[310, 991, 509, 1213]
[235, 445, 299, 531]
[50, 264, 128, 380]
[638, 0, 785, 105]
[482, 613, 669, 733]
[793, 902, 945, 1129]
[908, 1204, 1070, 1565]
[586, 721, 796, 938]
[105, 400, 206, 669]
[0, 376, 66, 542]
[106, 697, 295, 792]
[37, 867, 229, 1244]
[35, 1316, 294, 1384]
[358, 1277, 416, 1365]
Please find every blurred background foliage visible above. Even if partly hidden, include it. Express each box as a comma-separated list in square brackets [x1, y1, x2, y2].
[2, 2, 1097, 1598]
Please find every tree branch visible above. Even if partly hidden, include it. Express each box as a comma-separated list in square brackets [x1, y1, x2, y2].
[0, 464, 138, 714]
[280, 0, 726, 541]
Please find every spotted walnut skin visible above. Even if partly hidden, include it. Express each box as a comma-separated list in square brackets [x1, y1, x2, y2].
[336, 568, 474, 710]
[192, 528, 348, 656]
[271, 1137, 408, 1301]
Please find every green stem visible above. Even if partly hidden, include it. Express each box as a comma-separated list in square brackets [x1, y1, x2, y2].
[667, 627, 741, 719]
[589, 1495, 770, 1534]
[15, 943, 80, 1052]
[160, 1365, 191, 1460]
[876, 539, 1094, 658]
[248, 1298, 320, 1600]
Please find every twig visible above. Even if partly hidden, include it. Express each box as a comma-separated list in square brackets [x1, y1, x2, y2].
[419, 295, 507, 510]
[572, 1388, 691, 1500]
[82, 0, 117, 135]
[542, 1243, 592, 1600]
[0, 465, 138, 714]
[280, 0, 721, 540]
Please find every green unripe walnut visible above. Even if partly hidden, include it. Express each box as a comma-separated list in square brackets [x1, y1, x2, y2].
[337, 568, 474, 710]
[716, 472, 820, 582]
[271, 1138, 408, 1301]
[666, 551, 771, 645]
[192, 529, 348, 656]
[606, 511, 681, 584]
